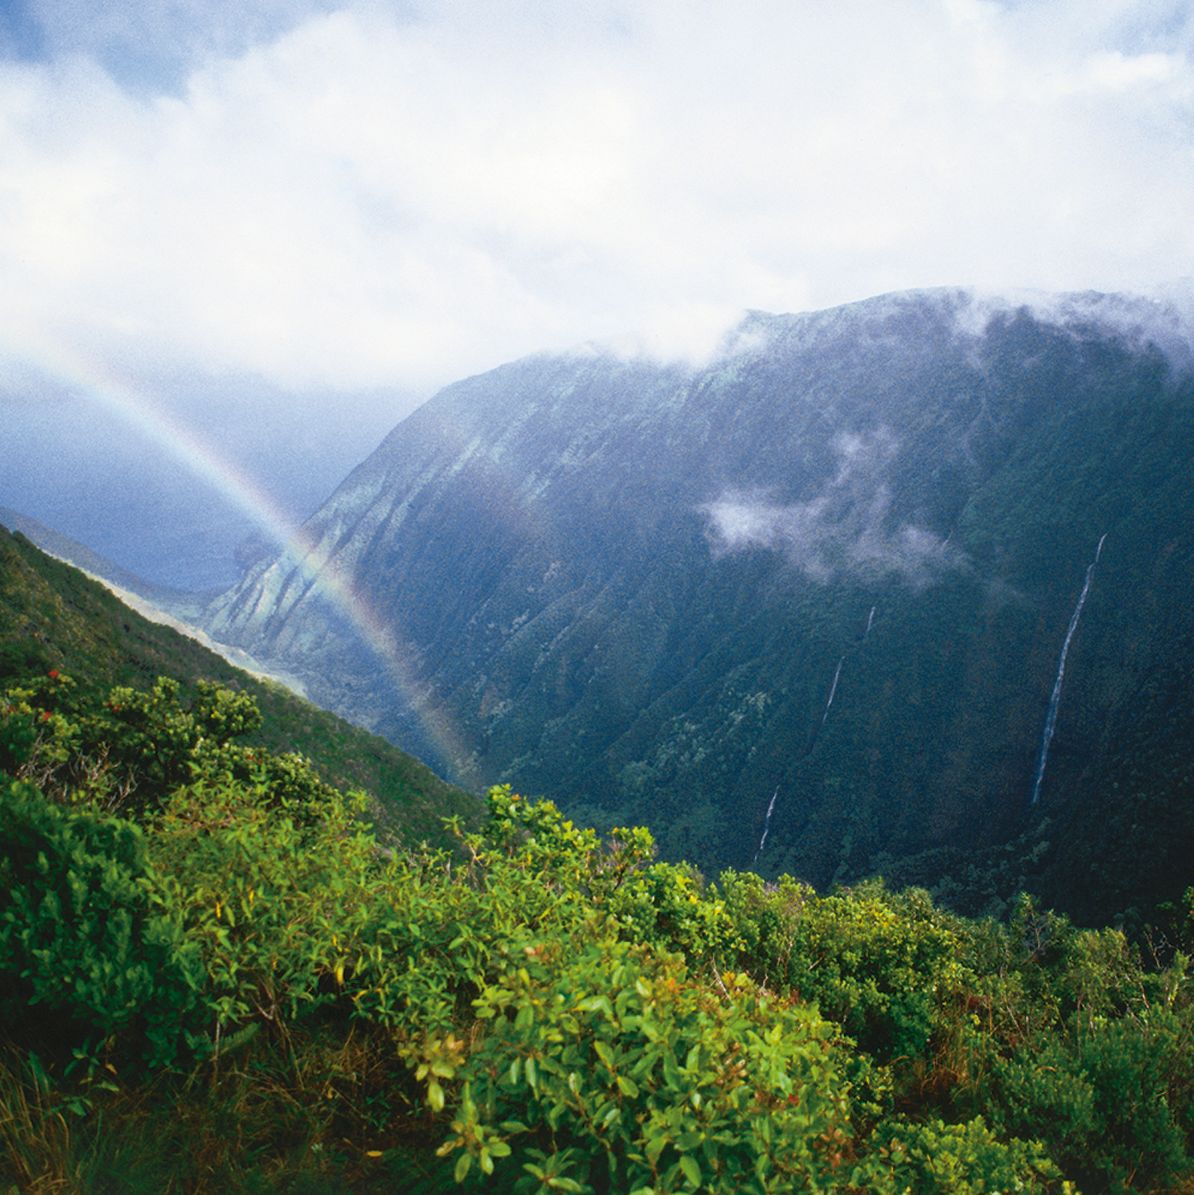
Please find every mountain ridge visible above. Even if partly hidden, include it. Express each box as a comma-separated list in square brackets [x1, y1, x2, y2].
[203, 285, 1194, 921]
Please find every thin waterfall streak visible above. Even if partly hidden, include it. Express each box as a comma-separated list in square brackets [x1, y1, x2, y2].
[754, 787, 780, 862]
[821, 656, 845, 726]
[865, 606, 876, 638]
[1029, 534, 1106, 807]
[754, 641, 859, 866]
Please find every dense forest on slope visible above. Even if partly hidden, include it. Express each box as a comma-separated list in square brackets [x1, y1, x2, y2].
[204, 288, 1194, 926]
[0, 523, 477, 844]
[2, 651, 1192, 1192]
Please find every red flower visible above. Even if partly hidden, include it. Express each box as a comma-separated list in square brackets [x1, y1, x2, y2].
[48, 669, 60, 679]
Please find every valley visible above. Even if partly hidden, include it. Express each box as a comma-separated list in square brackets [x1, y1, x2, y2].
[4, 284, 1194, 1192]
[194, 287, 1194, 924]
[5, 4, 1194, 1186]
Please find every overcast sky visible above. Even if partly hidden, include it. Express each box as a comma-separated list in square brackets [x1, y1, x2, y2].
[2, 0, 1193, 407]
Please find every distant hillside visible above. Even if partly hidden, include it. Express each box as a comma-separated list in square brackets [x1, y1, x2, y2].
[0, 524, 477, 844]
[204, 287, 1194, 924]
[0, 506, 209, 619]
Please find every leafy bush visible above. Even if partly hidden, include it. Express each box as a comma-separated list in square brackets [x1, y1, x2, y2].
[0, 777, 201, 1066]
[2, 676, 1192, 1191]
[986, 1009, 1194, 1194]
[444, 937, 854, 1193]
[854, 1115, 1071, 1194]
[719, 871, 964, 1063]
[148, 774, 379, 1043]
[948, 896, 1194, 1193]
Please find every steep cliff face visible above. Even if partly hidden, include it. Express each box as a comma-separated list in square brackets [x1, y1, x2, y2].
[204, 288, 1194, 912]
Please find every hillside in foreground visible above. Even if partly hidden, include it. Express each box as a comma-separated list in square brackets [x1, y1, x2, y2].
[2, 654, 1192, 1192]
[0, 522, 477, 845]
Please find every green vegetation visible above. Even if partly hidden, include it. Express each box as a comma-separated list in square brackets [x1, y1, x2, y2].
[3, 517, 1192, 1191]
[0, 523, 477, 845]
[3, 666, 1192, 1192]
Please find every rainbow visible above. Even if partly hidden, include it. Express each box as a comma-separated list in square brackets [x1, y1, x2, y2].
[6, 331, 470, 773]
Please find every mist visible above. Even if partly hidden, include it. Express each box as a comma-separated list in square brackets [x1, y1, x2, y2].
[702, 431, 962, 589]
[3, 0, 1193, 589]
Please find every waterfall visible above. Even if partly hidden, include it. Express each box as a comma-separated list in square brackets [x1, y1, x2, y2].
[865, 606, 876, 638]
[753, 647, 851, 866]
[1028, 534, 1107, 807]
[755, 645, 860, 869]
[820, 656, 845, 726]
[753, 787, 780, 862]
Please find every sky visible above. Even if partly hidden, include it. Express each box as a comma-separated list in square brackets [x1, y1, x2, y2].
[3, 0, 1194, 394]
[2, 0, 1194, 586]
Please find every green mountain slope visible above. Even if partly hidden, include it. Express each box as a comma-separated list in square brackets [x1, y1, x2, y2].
[0, 523, 477, 843]
[204, 288, 1194, 923]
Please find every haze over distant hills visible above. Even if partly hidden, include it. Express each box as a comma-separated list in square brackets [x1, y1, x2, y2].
[201, 286, 1194, 923]
[0, 506, 204, 618]
[0, 377, 405, 592]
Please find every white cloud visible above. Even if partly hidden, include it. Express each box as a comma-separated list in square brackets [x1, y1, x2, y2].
[1, 0, 1193, 404]
[703, 430, 963, 588]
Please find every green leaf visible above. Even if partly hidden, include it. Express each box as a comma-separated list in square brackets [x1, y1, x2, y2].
[679, 1154, 701, 1188]
[662, 1052, 682, 1089]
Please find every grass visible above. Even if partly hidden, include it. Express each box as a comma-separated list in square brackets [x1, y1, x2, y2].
[0, 1028, 461, 1194]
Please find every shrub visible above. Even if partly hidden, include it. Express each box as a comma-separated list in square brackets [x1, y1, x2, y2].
[442, 936, 855, 1193]
[0, 778, 201, 1066]
[854, 1115, 1071, 1194]
[148, 774, 379, 1044]
[719, 873, 965, 1064]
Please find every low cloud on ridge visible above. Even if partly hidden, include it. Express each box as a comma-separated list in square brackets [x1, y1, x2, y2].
[703, 430, 963, 589]
[3, 0, 1194, 405]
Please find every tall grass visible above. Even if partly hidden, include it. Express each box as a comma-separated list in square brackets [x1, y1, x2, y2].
[0, 1030, 453, 1194]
